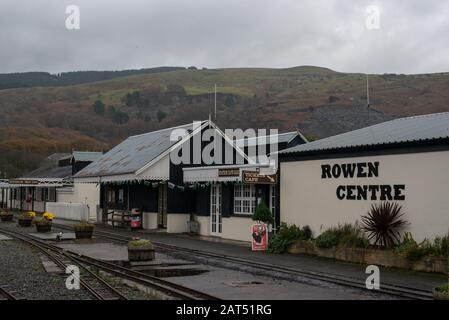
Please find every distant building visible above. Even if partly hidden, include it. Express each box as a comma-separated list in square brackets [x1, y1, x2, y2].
[1, 151, 102, 214]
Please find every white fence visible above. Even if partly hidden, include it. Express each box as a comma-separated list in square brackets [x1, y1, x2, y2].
[46, 202, 89, 221]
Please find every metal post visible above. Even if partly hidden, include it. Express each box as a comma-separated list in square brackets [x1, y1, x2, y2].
[31, 187, 35, 212]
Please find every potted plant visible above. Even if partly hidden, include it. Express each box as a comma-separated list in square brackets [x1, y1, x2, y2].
[252, 202, 274, 230]
[0, 208, 14, 222]
[34, 212, 55, 233]
[74, 222, 95, 239]
[128, 238, 155, 262]
[433, 283, 449, 300]
[18, 211, 36, 227]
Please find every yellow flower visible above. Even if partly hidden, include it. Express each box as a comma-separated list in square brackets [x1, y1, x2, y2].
[27, 211, 36, 218]
[43, 212, 55, 221]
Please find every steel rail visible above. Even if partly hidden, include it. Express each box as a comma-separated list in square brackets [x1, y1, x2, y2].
[0, 228, 128, 300]
[0, 286, 18, 300]
[0, 226, 219, 300]
[56, 224, 435, 300]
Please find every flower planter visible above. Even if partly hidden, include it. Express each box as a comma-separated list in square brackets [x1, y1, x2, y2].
[128, 247, 155, 262]
[35, 223, 52, 233]
[0, 214, 14, 222]
[75, 229, 94, 239]
[289, 240, 447, 274]
[18, 218, 33, 227]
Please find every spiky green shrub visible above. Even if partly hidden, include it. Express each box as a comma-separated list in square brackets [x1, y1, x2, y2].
[361, 202, 408, 247]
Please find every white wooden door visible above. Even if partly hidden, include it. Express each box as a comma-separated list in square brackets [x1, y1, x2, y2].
[210, 184, 222, 236]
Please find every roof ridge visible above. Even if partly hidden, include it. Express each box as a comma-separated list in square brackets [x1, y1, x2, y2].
[127, 121, 207, 139]
[235, 131, 297, 141]
[390, 111, 449, 122]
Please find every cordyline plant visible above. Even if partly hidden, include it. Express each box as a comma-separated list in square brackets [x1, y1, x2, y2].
[361, 202, 408, 248]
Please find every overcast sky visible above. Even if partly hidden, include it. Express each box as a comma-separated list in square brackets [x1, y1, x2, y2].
[1, 0, 448, 74]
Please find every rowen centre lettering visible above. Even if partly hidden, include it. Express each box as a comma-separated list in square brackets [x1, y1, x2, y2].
[321, 162, 405, 201]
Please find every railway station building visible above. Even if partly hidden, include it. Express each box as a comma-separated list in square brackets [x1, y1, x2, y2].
[73, 120, 306, 241]
[279, 112, 449, 242]
[0, 151, 102, 215]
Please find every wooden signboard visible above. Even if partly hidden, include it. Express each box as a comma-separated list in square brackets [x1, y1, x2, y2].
[242, 171, 277, 185]
[251, 223, 268, 251]
[218, 168, 240, 177]
[8, 179, 39, 185]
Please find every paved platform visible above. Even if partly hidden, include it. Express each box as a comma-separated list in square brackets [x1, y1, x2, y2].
[0, 233, 13, 241]
[30, 232, 76, 240]
[58, 242, 129, 261]
[53, 219, 447, 292]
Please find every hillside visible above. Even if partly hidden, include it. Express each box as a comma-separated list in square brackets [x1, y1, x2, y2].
[0, 66, 448, 177]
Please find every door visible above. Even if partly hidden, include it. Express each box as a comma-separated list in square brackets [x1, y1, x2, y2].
[157, 183, 167, 228]
[210, 184, 222, 236]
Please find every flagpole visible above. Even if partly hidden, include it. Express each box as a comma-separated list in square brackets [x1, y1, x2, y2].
[214, 83, 217, 121]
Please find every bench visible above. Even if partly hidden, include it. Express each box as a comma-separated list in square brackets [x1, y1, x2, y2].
[105, 210, 131, 228]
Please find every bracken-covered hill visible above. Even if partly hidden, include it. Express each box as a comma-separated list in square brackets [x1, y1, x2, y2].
[1, 66, 448, 177]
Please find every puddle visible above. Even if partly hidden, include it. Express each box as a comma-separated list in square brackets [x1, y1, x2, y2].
[133, 267, 209, 278]
[224, 281, 264, 287]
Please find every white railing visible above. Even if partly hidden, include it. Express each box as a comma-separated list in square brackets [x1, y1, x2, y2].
[46, 202, 89, 221]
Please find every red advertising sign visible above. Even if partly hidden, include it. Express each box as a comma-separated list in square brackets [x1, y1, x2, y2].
[251, 223, 268, 251]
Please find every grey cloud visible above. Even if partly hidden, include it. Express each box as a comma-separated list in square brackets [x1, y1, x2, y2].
[0, 0, 448, 74]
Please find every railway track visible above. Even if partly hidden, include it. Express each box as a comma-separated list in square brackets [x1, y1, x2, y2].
[0, 285, 18, 300]
[53, 223, 435, 300]
[0, 227, 219, 300]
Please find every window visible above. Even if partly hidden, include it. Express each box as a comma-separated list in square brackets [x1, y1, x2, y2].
[108, 188, 115, 203]
[233, 184, 256, 215]
[47, 188, 56, 202]
[118, 189, 124, 203]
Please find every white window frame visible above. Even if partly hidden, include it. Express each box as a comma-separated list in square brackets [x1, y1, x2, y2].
[233, 184, 256, 215]
[269, 185, 276, 215]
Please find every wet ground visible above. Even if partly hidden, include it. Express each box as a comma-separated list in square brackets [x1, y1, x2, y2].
[2, 219, 444, 300]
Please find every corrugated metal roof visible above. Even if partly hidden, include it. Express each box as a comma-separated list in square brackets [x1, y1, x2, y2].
[23, 165, 72, 179]
[72, 151, 103, 162]
[74, 122, 204, 178]
[235, 131, 298, 148]
[280, 112, 449, 155]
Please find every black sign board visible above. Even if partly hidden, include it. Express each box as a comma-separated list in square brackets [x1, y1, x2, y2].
[9, 179, 39, 185]
[218, 168, 240, 177]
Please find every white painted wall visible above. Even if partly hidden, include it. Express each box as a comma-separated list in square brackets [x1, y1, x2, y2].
[166, 214, 190, 233]
[46, 202, 89, 221]
[196, 215, 210, 236]
[73, 183, 100, 220]
[56, 188, 75, 203]
[280, 150, 449, 242]
[60, 182, 100, 221]
[222, 217, 253, 242]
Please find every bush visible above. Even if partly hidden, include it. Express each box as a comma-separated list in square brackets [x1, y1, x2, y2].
[75, 222, 95, 231]
[315, 230, 338, 248]
[268, 223, 312, 254]
[19, 211, 35, 219]
[315, 223, 369, 249]
[251, 202, 273, 225]
[128, 239, 153, 249]
[435, 283, 448, 294]
[395, 233, 448, 261]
